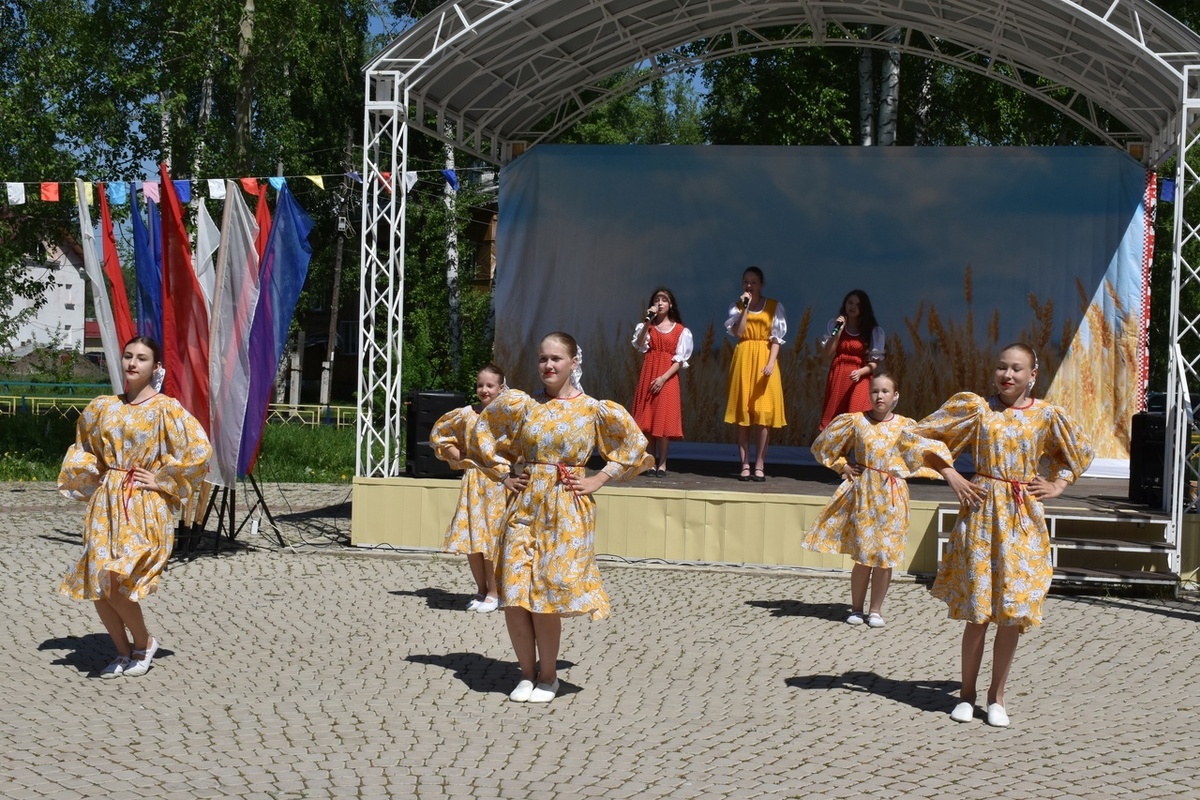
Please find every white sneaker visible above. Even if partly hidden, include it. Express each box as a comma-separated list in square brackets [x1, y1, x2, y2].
[100, 656, 131, 679]
[846, 611, 865, 625]
[987, 703, 1010, 727]
[474, 596, 499, 613]
[528, 679, 560, 703]
[123, 638, 158, 677]
[867, 612, 886, 629]
[509, 680, 535, 702]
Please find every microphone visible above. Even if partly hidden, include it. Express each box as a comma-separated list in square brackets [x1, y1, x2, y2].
[644, 308, 655, 322]
[832, 319, 845, 336]
[738, 294, 750, 311]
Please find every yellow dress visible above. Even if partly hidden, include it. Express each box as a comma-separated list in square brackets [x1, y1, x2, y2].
[472, 390, 653, 619]
[901, 393, 1094, 631]
[58, 393, 212, 602]
[803, 412, 935, 568]
[724, 298, 786, 428]
[430, 404, 506, 561]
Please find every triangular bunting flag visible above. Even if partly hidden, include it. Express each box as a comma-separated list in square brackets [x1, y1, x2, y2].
[268, 176, 287, 191]
[305, 175, 325, 189]
[240, 178, 261, 196]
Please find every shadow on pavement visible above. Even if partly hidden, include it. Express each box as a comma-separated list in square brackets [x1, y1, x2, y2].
[785, 670, 959, 713]
[390, 587, 478, 610]
[406, 652, 579, 697]
[39, 633, 174, 677]
[746, 599, 848, 621]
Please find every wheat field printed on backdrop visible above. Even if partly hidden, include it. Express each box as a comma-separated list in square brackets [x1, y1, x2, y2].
[495, 268, 1138, 459]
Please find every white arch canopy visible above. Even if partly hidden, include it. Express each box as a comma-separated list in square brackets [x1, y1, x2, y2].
[366, 0, 1200, 164]
[358, 0, 1200, 549]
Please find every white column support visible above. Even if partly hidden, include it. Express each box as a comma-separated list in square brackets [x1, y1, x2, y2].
[1166, 65, 1200, 572]
[357, 72, 410, 477]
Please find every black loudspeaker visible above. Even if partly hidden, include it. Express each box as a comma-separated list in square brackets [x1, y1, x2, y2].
[1128, 412, 1166, 506]
[406, 390, 468, 478]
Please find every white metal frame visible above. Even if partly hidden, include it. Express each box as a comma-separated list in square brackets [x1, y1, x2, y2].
[1166, 65, 1200, 552]
[359, 0, 1200, 571]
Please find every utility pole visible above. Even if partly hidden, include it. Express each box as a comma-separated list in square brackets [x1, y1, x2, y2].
[320, 127, 352, 408]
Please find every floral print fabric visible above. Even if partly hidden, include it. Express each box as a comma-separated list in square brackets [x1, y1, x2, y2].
[901, 392, 1094, 631]
[472, 390, 652, 619]
[804, 412, 933, 568]
[430, 404, 506, 561]
[58, 394, 212, 602]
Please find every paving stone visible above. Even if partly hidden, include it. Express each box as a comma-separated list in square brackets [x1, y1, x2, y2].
[3, 481, 1197, 798]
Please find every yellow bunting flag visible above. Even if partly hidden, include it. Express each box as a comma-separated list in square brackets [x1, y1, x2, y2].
[305, 175, 325, 189]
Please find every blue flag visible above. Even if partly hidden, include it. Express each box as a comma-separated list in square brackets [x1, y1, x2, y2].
[237, 184, 315, 476]
[130, 187, 162, 345]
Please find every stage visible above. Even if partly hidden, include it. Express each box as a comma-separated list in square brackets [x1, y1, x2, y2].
[351, 459, 1200, 585]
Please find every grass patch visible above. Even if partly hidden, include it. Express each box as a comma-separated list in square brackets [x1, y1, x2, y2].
[0, 414, 355, 484]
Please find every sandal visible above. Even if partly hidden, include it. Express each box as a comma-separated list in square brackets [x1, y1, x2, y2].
[738, 465, 751, 482]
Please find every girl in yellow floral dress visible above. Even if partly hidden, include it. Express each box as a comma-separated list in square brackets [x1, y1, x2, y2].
[431, 364, 507, 613]
[724, 266, 787, 482]
[473, 332, 652, 703]
[58, 337, 211, 678]
[902, 343, 1093, 727]
[804, 371, 934, 628]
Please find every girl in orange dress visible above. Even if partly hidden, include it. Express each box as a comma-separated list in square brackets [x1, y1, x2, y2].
[901, 343, 1093, 728]
[473, 332, 652, 703]
[724, 266, 787, 482]
[819, 289, 885, 431]
[631, 287, 693, 476]
[58, 336, 211, 678]
[431, 364, 507, 613]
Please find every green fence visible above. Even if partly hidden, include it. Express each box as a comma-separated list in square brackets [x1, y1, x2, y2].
[0, 390, 357, 428]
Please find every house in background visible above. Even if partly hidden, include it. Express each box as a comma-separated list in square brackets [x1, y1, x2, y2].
[4, 241, 86, 357]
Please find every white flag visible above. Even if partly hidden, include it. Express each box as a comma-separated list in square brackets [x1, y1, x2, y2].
[207, 179, 226, 200]
[6, 182, 25, 205]
[194, 201, 220, 316]
[207, 181, 261, 488]
[75, 179, 125, 393]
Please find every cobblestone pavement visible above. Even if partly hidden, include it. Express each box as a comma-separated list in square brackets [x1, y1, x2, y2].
[2, 480, 1198, 799]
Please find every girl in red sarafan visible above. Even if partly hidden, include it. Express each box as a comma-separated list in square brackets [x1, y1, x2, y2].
[819, 289, 886, 432]
[630, 287, 693, 477]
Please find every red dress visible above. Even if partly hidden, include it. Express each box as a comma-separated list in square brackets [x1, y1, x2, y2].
[632, 323, 686, 439]
[820, 331, 872, 431]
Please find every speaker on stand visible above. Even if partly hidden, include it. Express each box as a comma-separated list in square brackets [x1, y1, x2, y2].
[406, 390, 468, 478]
[1128, 412, 1166, 507]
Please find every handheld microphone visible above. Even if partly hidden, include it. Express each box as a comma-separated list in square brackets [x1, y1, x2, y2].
[832, 319, 844, 336]
[738, 295, 749, 311]
[644, 309, 655, 322]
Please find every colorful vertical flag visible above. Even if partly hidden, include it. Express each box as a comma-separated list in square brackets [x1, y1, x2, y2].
[75, 180, 126, 393]
[158, 163, 211, 435]
[254, 188, 272, 260]
[97, 183, 136, 349]
[237, 183, 314, 477]
[130, 187, 163, 346]
[208, 183, 261, 488]
[194, 201, 220, 315]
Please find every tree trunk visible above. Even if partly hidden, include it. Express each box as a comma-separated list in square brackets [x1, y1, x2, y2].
[913, 59, 934, 146]
[858, 43, 874, 146]
[234, 0, 256, 170]
[877, 26, 901, 146]
[443, 135, 461, 376]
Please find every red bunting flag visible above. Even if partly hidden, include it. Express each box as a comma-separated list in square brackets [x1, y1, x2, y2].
[40, 182, 59, 202]
[254, 187, 272, 260]
[240, 177, 261, 196]
[96, 183, 136, 348]
[158, 163, 211, 434]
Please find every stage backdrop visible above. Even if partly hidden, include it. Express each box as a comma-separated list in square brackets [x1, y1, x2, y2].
[494, 146, 1151, 459]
